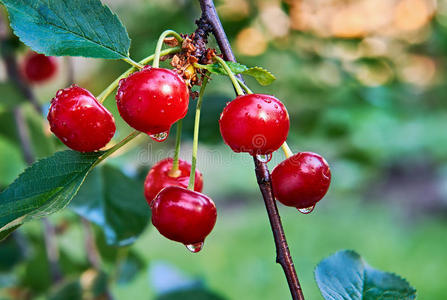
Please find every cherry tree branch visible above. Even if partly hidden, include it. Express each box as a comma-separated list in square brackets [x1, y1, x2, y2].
[195, 1, 305, 299]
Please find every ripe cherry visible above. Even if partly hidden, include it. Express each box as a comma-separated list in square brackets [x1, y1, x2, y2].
[151, 186, 217, 252]
[47, 85, 116, 152]
[116, 66, 189, 137]
[219, 94, 289, 155]
[144, 158, 204, 204]
[22, 52, 58, 83]
[271, 152, 331, 211]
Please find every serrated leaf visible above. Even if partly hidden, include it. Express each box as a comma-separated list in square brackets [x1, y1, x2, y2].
[2, 0, 131, 59]
[241, 66, 276, 86]
[70, 164, 150, 246]
[0, 150, 103, 235]
[315, 250, 416, 300]
[201, 61, 276, 86]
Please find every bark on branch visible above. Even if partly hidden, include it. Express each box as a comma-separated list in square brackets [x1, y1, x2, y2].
[195, 1, 305, 299]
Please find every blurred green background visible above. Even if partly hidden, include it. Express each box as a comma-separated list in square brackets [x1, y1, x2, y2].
[1, 0, 447, 299]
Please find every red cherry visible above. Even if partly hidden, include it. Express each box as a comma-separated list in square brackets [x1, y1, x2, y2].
[22, 52, 58, 83]
[219, 94, 289, 155]
[47, 85, 116, 152]
[271, 152, 331, 210]
[151, 186, 217, 250]
[144, 158, 204, 204]
[116, 66, 189, 136]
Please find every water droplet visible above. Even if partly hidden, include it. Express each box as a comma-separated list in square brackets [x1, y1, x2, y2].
[257, 104, 262, 109]
[56, 89, 63, 96]
[274, 104, 278, 109]
[62, 122, 67, 127]
[298, 206, 315, 214]
[150, 131, 169, 142]
[264, 98, 272, 103]
[138, 96, 142, 102]
[185, 242, 204, 253]
[256, 153, 272, 163]
[62, 137, 68, 142]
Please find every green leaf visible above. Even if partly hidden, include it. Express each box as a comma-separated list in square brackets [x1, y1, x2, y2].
[0, 225, 20, 242]
[70, 164, 150, 246]
[315, 250, 416, 300]
[201, 62, 276, 86]
[1, 0, 131, 59]
[156, 288, 227, 300]
[241, 66, 276, 86]
[0, 82, 25, 109]
[0, 150, 103, 235]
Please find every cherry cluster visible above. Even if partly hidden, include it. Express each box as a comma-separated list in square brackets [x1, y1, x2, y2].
[32, 39, 330, 252]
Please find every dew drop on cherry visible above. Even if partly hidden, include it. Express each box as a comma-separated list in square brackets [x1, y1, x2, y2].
[150, 131, 169, 142]
[256, 153, 272, 163]
[297, 205, 315, 214]
[185, 242, 204, 253]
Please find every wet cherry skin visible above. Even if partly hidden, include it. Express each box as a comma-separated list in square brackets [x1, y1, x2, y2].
[151, 186, 217, 245]
[116, 66, 189, 136]
[22, 52, 58, 83]
[271, 152, 331, 209]
[219, 94, 289, 155]
[47, 85, 116, 152]
[144, 158, 204, 204]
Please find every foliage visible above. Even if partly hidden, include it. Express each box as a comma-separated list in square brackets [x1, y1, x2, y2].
[1, 0, 131, 59]
[0, 0, 444, 299]
[315, 250, 416, 300]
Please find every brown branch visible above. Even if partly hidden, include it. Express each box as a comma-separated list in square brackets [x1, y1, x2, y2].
[196, 1, 305, 299]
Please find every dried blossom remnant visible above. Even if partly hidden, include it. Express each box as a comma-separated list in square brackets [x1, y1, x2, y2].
[170, 35, 204, 87]
[164, 37, 179, 47]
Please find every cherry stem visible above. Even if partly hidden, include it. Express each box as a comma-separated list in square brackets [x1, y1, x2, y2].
[93, 131, 141, 168]
[168, 120, 183, 178]
[153, 30, 184, 68]
[281, 142, 293, 159]
[123, 57, 144, 69]
[188, 73, 210, 190]
[237, 78, 253, 94]
[213, 56, 244, 96]
[97, 46, 182, 103]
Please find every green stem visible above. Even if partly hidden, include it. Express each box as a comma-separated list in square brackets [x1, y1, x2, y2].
[213, 56, 244, 96]
[97, 47, 182, 103]
[237, 78, 253, 94]
[123, 58, 144, 69]
[153, 30, 184, 68]
[281, 142, 293, 159]
[92, 131, 141, 168]
[194, 62, 253, 95]
[188, 74, 210, 190]
[168, 120, 183, 178]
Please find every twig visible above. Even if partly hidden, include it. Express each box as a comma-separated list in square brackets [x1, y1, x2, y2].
[196, 1, 305, 299]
